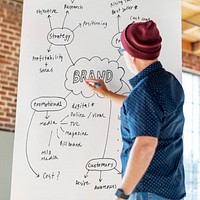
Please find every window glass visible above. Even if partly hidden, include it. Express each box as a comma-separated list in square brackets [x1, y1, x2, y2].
[182, 72, 200, 199]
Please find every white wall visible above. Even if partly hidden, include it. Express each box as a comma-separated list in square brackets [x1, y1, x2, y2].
[0, 131, 14, 200]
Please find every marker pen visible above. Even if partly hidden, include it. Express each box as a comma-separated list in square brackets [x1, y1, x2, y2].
[89, 82, 101, 87]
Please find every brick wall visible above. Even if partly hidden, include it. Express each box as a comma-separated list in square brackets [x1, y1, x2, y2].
[182, 51, 200, 72]
[0, 0, 23, 132]
[0, 1, 200, 132]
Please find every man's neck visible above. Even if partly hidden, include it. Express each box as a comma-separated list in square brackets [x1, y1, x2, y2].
[135, 58, 158, 74]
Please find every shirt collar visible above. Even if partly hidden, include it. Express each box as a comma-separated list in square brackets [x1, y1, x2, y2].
[129, 61, 163, 88]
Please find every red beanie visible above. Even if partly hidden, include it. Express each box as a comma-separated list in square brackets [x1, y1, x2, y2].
[120, 20, 162, 60]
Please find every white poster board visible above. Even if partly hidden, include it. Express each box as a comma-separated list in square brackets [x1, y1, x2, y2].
[11, 0, 181, 199]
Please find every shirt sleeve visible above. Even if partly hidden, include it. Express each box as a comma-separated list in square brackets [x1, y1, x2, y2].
[126, 90, 163, 138]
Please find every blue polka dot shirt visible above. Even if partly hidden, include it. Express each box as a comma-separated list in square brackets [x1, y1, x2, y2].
[120, 61, 186, 199]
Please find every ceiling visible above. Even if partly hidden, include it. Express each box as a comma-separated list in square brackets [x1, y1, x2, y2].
[182, 0, 200, 56]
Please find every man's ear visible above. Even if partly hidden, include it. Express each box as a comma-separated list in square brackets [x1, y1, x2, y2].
[129, 54, 135, 63]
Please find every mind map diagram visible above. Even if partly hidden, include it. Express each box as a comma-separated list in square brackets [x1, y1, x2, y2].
[24, 0, 149, 189]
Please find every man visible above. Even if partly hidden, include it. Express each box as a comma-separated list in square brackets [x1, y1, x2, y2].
[85, 20, 186, 200]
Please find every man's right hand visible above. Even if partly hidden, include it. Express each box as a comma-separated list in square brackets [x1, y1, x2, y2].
[85, 79, 127, 105]
[85, 79, 110, 97]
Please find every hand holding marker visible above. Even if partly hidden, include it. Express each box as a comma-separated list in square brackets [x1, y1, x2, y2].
[85, 79, 101, 87]
[88, 82, 101, 87]
[85, 79, 111, 98]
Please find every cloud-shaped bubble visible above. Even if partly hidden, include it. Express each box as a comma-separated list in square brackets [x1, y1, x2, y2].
[64, 56, 125, 98]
